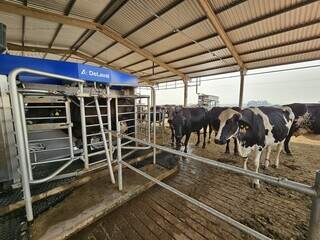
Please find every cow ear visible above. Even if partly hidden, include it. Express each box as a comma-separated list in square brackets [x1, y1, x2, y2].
[234, 113, 241, 121]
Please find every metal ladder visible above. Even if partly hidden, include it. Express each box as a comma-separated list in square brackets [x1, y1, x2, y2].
[81, 94, 115, 184]
[94, 96, 115, 184]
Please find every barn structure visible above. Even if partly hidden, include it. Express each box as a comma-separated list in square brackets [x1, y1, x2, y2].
[0, 0, 319, 240]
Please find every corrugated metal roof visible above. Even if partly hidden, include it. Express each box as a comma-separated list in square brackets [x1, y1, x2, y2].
[1, 0, 319, 83]
[53, 25, 86, 48]
[70, 0, 111, 20]
[79, 32, 114, 56]
[0, 12, 22, 43]
[235, 22, 320, 54]
[241, 38, 320, 62]
[246, 50, 320, 69]
[216, 0, 301, 30]
[25, 17, 59, 46]
[227, 1, 320, 44]
[98, 43, 132, 64]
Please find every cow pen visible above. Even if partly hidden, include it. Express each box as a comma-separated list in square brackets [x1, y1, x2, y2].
[0, 1, 320, 240]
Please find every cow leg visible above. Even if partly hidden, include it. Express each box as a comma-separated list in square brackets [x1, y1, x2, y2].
[170, 126, 175, 147]
[243, 157, 248, 170]
[202, 125, 207, 149]
[208, 125, 212, 143]
[225, 139, 230, 154]
[252, 149, 262, 189]
[195, 131, 200, 146]
[184, 133, 191, 153]
[264, 146, 272, 169]
[284, 126, 294, 155]
[274, 143, 283, 168]
[233, 138, 238, 155]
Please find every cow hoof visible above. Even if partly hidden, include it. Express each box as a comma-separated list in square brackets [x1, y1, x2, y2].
[233, 152, 238, 156]
[251, 179, 260, 189]
[264, 160, 269, 169]
[271, 164, 279, 169]
[253, 182, 260, 189]
[225, 151, 230, 154]
[251, 182, 260, 189]
[286, 152, 293, 156]
[195, 143, 199, 147]
[208, 140, 211, 144]
[202, 145, 205, 149]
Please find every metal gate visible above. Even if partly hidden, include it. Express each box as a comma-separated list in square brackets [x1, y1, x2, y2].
[8, 68, 156, 222]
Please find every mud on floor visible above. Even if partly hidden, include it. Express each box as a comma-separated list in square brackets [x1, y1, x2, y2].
[72, 128, 319, 240]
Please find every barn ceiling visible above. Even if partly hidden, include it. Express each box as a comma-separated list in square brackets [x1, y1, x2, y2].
[0, 0, 319, 84]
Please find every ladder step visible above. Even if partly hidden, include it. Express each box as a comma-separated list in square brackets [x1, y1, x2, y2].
[85, 114, 108, 118]
[86, 123, 109, 128]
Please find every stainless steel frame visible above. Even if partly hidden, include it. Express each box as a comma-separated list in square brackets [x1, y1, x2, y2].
[7, 68, 157, 223]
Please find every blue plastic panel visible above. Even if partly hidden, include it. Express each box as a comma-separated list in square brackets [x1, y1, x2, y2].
[0, 54, 138, 86]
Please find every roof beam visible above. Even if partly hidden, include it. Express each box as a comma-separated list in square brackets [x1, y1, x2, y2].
[63, 0, 128, 61]
[87, 0, 185, 64]
[97, 25, 187, 79]
[132, 17, 320, 74]
[44, 0, 77, 59]
[0, 1, 98, 30]
[137, 33, 320, 77]
[8, 43, 74, 55]
[21, 0, 27, 56]
[146, 47, 320, 83]
[109, 16, 208, 66]
[0, 1, 187, 80]
[226, 0, 318, 32]
[119, 0, 316, 71]
[7, 43, 129, 73]
[108, 0, 247, 65]
[199, 0, 244, 69]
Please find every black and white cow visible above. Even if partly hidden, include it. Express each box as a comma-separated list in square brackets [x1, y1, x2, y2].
[284, 103, 320, 155]
[166, 105, 178, 146]
[171, 107, 208, 153]
[207, 107, 240, 154]
[213, 106, 294, 188]
[150, 106, 165, 126]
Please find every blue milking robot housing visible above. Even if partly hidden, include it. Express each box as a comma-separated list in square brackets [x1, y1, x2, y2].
[0, 53, 139, 187]
[0, 54, 138, 86]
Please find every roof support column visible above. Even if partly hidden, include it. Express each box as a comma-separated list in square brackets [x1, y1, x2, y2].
[239, 69, 246, 109]
[183, 79, 188, 107]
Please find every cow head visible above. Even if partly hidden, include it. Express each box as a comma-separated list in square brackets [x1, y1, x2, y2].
[236, 109, 265, 158]
[293, 112, 312, 136]
[214, 108, 240, 145]
[172, 108, 186, 149]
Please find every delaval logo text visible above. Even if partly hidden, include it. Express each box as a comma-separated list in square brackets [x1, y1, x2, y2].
[78, 65, 111, 83]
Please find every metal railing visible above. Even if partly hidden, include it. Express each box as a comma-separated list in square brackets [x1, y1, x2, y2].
[9, 68, 319, 240]
[113, 130, 320, 240]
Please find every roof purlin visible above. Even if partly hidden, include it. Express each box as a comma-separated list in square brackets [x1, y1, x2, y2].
[119, 0, 318, 71]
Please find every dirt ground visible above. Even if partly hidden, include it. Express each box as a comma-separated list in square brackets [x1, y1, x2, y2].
[72, 127, 320, 240]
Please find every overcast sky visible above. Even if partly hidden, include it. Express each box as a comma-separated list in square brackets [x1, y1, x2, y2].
[148, 60, 320, 106]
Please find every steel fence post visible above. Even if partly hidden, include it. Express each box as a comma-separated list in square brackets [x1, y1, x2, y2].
[308, 170, 320, 240]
